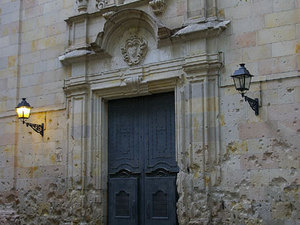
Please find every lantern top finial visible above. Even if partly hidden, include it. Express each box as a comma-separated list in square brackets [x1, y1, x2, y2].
[16, 98, 31, 108]
[232, 63, 252, 77]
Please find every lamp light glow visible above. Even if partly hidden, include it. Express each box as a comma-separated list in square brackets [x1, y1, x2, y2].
[16, 98, 31, 120]
[16, 98, 44, 136]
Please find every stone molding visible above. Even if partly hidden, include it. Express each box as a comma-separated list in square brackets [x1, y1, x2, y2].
[173, 20, 231, 40]
[96, 0, 145, 11]
[121, 36, 148, 66]
[149, 0, 166, 15]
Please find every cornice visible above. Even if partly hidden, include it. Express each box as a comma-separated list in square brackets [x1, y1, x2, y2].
[172, 20, 231, 41]
[64, 53, 222, 95]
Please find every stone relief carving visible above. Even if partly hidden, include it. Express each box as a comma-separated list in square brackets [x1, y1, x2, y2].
[76, 0, 88, 13]
[121, 75, 143, 92]
[96, 0, 108, 9]
[96, 0, 124, 9]
[121, 36, 148, 66]
[149, 0, 166, 15]
[102, 11, 116, 19]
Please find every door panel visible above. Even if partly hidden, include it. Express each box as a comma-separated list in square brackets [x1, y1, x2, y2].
[108, 98, 141, 174]
[145, 176, 177, 225]
[108, 177, 138, 225]
[146, 93, 177, 173]
[108, 93, 178, 225]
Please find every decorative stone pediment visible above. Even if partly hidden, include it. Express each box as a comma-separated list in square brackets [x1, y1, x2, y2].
[90, 9, 171, 53]
[121, 36, 148, 66]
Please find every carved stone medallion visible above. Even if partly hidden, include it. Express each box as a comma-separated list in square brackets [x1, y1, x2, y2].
[96, 0, 108, 9]
[121, 36, 148, 66]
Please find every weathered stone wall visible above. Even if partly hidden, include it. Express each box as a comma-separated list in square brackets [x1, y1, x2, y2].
[0, 0, 299, 224]
[216, 0, 300, 224]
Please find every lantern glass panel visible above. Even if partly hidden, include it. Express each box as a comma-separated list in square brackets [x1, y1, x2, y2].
[16, 106, 31, 119]
[244, 75, 252, 91]
[233, 75, 245, 91]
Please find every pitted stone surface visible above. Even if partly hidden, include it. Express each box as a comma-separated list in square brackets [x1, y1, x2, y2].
[0, 0, 299, 224]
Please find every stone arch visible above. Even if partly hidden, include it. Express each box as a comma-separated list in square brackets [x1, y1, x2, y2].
[91, 9, 170, 53]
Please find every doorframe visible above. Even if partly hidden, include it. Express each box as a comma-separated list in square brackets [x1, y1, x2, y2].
[91, 76, 182, 224]
[64, 54, 222, 224]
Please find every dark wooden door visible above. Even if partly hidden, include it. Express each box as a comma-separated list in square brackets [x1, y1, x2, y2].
[108, 92, 178, 225]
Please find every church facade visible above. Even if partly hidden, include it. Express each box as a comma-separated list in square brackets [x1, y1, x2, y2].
[0, 0, 299, 224]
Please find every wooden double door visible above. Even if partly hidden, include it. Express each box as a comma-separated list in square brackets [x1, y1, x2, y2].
[108, 92, 178, 225]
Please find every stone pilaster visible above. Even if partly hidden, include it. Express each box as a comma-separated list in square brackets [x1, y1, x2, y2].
[177, 53, 222, 225]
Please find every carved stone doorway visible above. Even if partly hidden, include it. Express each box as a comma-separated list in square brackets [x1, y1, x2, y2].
[107, 92, 178, 225]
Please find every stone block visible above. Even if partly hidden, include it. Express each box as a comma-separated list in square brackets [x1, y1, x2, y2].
[295, 86, 300, 103]
[225, 4, 253, 20]
[238, 121, 278, 140]
[42, 1, 61, 14]
[234, 31, 256, 48]
[1, 10, 20, 25]
[272, 55, 297, 74]
[24, 5, 43, 20]
[273, 0, 295, 12]
[258, 25, 295, 45]
[20, 63, 34, 76]
[0, 1, 20, 15]
[277, 85, 296, 104]
[8, 56, 16, 68]
[272, 202, 294, 219]
[232, 16, 264, 34]
[0, 57, 8, 70]
[267, 103, 299, 121]
[45, 22, 66, 37]
[297, 55, 300, 71]
[265, 9, 300, 28]
[22, 17, 38, 32]
[0, 45, 18, 57]
[242, 44, 272, 61]
[0, 36, 10, 48]
[272, 40, 296, 57]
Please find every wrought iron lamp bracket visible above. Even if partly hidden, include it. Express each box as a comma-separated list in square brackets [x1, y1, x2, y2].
[22, 120, 44, 136]
[243, 95, 259, 116]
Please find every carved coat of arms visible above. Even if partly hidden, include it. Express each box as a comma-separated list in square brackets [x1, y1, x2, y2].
[121, 36, 148, 66]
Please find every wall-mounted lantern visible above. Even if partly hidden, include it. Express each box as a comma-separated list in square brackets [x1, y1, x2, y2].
[16, 98, 44, 136]
[231, 64, 259, 115]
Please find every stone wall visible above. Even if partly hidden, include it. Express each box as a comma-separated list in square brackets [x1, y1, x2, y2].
[217, 1, 300, 224]
[0, 0, 299, 224]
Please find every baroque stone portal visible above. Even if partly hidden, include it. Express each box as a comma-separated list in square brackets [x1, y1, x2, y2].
[121, 36, 148, 66]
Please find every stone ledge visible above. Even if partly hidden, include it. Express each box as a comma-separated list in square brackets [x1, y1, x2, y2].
[172, 20, 231, 40]
[220, 71, 300, 88]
